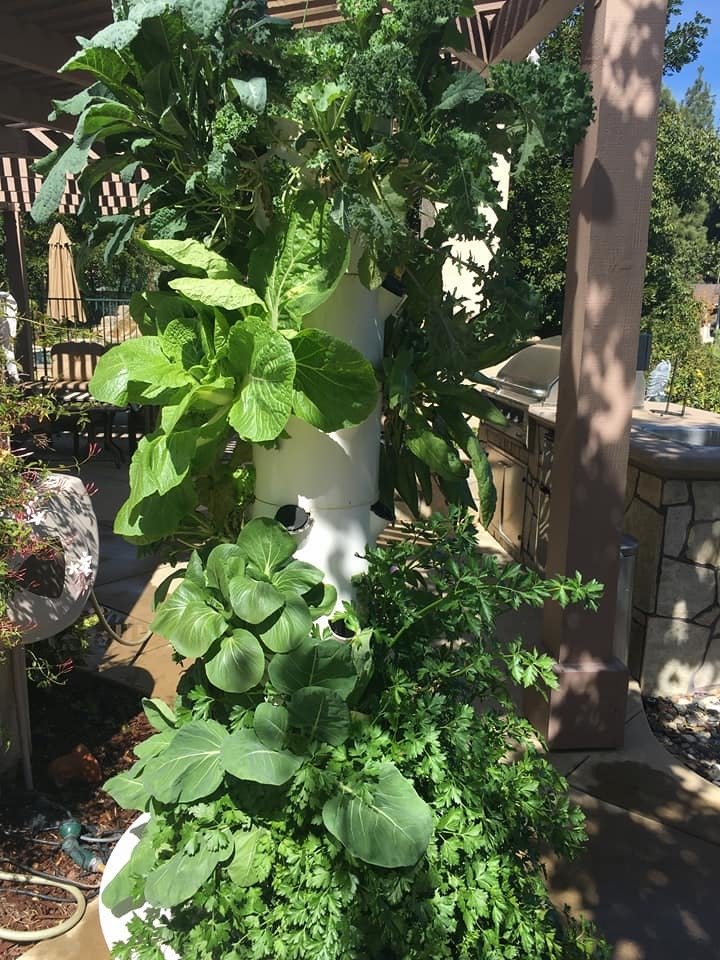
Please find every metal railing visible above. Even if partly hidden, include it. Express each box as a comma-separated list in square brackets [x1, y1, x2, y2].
[28, 293, 134, 379]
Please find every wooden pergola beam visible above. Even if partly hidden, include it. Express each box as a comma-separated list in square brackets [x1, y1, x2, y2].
[0, 11, 83, 83]
[0, 83, 73, 133]
[0, 127, 48, 159]
[489, 0, 577, 61]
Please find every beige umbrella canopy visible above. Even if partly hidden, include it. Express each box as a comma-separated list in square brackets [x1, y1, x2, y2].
[47, 223, 86, 324]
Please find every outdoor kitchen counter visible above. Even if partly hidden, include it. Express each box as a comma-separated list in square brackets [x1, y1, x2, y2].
[526, 401, 720, 480]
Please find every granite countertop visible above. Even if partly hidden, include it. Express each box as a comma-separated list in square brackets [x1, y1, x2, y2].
[527, 401, 720, 479]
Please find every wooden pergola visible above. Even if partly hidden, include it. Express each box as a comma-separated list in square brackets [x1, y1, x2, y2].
[0, 0, 669, 751]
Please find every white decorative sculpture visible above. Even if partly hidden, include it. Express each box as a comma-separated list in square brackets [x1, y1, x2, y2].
[0, 290, 19, 381]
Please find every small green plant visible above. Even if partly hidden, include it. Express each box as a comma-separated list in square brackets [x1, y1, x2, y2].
[102, 513, 607, 960]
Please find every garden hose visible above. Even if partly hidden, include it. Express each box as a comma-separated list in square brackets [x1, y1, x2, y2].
[90, 588, 154, 648]
[0, 869, 86, 942]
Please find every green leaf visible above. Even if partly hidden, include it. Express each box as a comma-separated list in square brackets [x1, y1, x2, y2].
[249, 191, 350, 330]
[436, 72, 487, 112]
[148, 719, 228, 803]
[175, 0, 229, 37]
[133, 730, 173, 759]
[206, 544, 246, 596]
[77, 101, 138, 137]
[160, 317, 203, 366]
[226, 828, 271, 887]
[90, 337, 193, 405]
[227, 322, 295, 442]
[466, 435, 497, 527]
[139, 237, 241, 280]
[271, 560, 324, 597]
[142, 697, 177, 732]
[305, 582, 338, 618]
[84, 19, 141, 50]
[288, 687, 349, 745]
[102, 825, 156, 915]
[253, 703, 288, 750]
[114, 481, 197, 545]
[258, 597, 312, 653]
[228, 575, 285, 624]
[236, 518, 296, 576]
[322, 763, 433, 867]
[129, 431, 196, 500]
[146, 844, 228, 908]
[61, 46, 131, 87]
[229, 77, 267, 113]
[205, 629, 266, 694]
[221, 729, 303, 786]
[31, 137, 96, 223]
[269, 637, 357, 697]
[291, 328, 378, 431]
[104, 761, 148, 811]
[170, 277, 264, 310]
[406, 427, 468, 480]
[151, 581, 228, 658]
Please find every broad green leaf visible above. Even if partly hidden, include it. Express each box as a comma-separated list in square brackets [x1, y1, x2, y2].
[170, 277, 264, 311]
[228, 575, 285, 624]
[269, 637, 357, 698]
[134, 730, 173, 759]
[142, 697, 177, 732]
[146, 844, 229, 908]
[305, 582, 338, 618]
[271, 560, 325, 597]
[139, 238, 241, 280]
[84, 19, 141, 50]
[205, 630, 265, 694]
[130, 290, 196, 335]
[254, 703, 288, 750]
[90, 337, 193, 405]
[229, 77, 267, 113]
[288, 687, 349, 745]
[291, 328, 377, 431]
[78, 102, 138, 137]
[466, 435, 496, 527]
[151, 580, 228, 658]
[227, 828, 271, 887]
[236, 518, 296, 576]
[31, 137, 96, 223]
[227, 322, 295, 442]
[322, 764, 433, 867]
[114, 480, 197, 544]
[175, 0, 229, 37]
[436, 72, 486, 112]
[61, 46, 131, 87]
[102, 826, 157, 915]
[406, 427, 468, 480]
[50, 84, 107, 121]
[104, 760, 148, 811]
[258, 597, 312, 653]
[206, 544, 246, 596]
[221, 729, 303, 786]
[148, 719, 228, 803]
[129, 431, 196, 500]
[160, 317, 203, 366]
[248, 191, 350, 330]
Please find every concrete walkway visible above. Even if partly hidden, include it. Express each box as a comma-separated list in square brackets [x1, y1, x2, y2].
[20, 438, 720, 960]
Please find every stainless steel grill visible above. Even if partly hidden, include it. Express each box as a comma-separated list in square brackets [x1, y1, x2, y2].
[483, 336, 562, 443]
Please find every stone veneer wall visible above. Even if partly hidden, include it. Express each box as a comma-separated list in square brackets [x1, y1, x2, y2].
[624, 466, 720, 695]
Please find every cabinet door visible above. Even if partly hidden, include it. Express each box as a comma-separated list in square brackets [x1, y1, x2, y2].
[486, 447, 526, 554]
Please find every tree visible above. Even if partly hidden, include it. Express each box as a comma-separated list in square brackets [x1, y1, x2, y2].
[505, 1, 718, 337]
[681, 65, 717, 132]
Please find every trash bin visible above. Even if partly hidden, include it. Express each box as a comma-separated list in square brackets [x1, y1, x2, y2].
[614, 534, 639, 667]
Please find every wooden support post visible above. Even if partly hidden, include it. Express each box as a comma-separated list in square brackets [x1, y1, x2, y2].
[525, 0, 668, 748]
[2, 206, 33, 378]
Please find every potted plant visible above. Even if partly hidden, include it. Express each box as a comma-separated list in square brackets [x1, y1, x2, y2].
[33, 1, 605, 956]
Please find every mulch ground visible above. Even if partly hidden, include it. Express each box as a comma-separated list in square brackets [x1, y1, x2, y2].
[0, 671, 150, 958]
[644, 690, 720, 786]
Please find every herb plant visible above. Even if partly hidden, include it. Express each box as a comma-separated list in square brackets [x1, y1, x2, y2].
[103, 512, 607, 959]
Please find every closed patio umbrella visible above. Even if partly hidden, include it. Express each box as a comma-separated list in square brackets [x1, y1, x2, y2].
[47, 223, 86, 325]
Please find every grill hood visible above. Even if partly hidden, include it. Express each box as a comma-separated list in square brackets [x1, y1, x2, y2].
[492, 336, 562, 405]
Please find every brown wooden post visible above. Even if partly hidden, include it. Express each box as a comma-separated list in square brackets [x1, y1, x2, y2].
[2, 205, 33, 378]
[525, 0, 668, 748]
